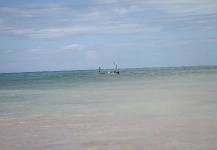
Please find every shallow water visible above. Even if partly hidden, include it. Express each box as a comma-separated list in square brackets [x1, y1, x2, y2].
[0, 66, 217, 149]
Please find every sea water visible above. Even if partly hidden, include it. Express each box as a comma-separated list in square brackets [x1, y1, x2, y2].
[0, 66, 217, 150]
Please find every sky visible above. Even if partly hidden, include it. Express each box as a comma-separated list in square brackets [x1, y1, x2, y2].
[0, 0, 217, 73]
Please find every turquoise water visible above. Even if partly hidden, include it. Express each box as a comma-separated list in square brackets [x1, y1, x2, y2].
[1, 66, 217, 149]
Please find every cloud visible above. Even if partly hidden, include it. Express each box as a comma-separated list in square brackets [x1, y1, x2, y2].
[3, 26, 96, 38]
[28, 47, 57, 55]
[0, 1, 217, 40]
[1, 23, 161, 39]
[0, 3, 164, 39]
[156, 0, 217, 16]
[105, 42, 137, 48]
[61, 44, 83, 50]
[94, 0, 126, 4]
[112, 5, 141, 14]
[95, 0, 217, 16]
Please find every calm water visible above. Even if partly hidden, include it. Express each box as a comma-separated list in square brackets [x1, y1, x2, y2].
[0, 66, 217, 150]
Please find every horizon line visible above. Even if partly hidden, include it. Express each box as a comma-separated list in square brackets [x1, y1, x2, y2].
[1, 65, 216, 74]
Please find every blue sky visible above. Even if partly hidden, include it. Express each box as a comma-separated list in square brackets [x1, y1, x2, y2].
[0, 0, 217, 73]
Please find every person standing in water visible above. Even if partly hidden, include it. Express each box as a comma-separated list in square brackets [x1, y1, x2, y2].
[114, 63, 117, 73]
[98, 67, 101, 74]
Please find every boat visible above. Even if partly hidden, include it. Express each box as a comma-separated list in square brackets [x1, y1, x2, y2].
[107, 63, 119, 74]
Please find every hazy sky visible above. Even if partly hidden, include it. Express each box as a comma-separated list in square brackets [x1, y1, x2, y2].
[0, 0, 217, 73]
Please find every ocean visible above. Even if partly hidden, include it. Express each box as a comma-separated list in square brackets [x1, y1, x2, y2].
[0, 66, 217, 150]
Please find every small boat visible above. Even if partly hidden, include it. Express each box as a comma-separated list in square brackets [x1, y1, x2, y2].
[107, 63, 119, 74]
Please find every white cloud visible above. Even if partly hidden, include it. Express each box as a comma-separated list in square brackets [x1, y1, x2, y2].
[2, 23, 161, 39]
[106, 42, 137, 48]
[28, 47, 56, 54]
[157, 0, 217, 15]
[0, 1, 217, 39]
[94, 0, 126, 4]
[61, 44, 82, 50]
[112, 5, 141, 15]
[0, 3, 164, 39]
[3, 26, 96, 38]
